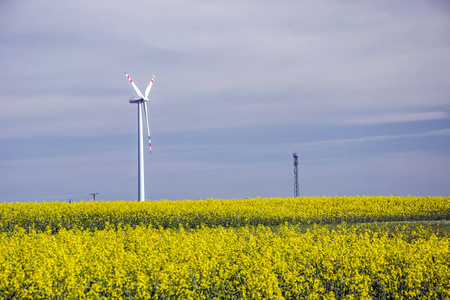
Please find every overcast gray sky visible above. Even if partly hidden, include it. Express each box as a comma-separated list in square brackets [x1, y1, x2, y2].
[1, 0, 449, 202]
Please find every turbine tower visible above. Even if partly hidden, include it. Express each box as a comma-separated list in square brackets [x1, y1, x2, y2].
[124, 72, 156, 202]
[293, 152, 299, 197]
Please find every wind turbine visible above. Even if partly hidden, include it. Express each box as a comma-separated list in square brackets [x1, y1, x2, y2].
[124, 72, 155, 202]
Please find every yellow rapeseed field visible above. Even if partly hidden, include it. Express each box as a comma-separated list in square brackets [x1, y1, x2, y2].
[0, 196, 449, 299]
[0, 196, 448, 232]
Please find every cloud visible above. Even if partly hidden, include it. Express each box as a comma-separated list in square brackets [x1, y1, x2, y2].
[292, 128, 450, 148]
[2, 0, 450, 137]
[339, 111, 449, 125]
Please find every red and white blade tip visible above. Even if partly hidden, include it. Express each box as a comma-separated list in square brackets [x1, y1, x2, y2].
[148, 136, 152, 154]
[124, 72, 132, 83]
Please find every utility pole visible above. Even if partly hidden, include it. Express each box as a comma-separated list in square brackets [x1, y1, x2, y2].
[293, 152, 299, 197]
[89, 193, 99, 201]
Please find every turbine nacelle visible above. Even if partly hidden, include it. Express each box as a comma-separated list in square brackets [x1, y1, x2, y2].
[129, 97, 148, 103]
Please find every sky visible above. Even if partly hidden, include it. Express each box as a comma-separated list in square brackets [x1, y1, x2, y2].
[1, 0, 449, 202]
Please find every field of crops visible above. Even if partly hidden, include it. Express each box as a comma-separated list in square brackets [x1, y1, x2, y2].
[0, 196, 449, 299]
[1, 196, 449, 233]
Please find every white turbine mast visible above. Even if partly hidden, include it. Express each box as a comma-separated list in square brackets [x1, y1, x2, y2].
[124, 72, 155, 202]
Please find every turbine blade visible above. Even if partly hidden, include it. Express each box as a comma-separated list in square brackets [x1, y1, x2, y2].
[124, 72, 145, 99]
[143, 102, 152, 154]
[145, 74, 156, 99]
